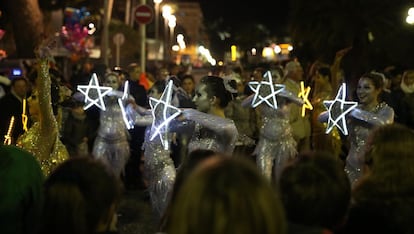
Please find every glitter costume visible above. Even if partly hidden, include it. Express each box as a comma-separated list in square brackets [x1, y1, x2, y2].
[17, 59, 68, 176]
[243, 89, 303, 182]
[92, 91, 131, 178]
[181, 108, 238, 155]
[127, 104, 176, 219]
[345, 102, 394, 184]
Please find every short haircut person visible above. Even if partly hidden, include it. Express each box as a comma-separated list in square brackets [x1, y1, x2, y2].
[166, 156, 286, 234]
[363, 123, 414, 174]
[11, 77, 28, 86]
[40, 157, 122, 234]
[159, 149, 217, 231]
[199, 75, 234, 108]
[279, 151, 351, 230]
[346, 124, 414, 234]
[318, 66, 332, 82]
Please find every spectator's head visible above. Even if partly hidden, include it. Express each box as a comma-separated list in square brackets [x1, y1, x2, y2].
[364, 123, 414, 179]
[160, 149, 218, 231]
[148, 80, 166, 99]
[41, 157, 122, 234]
[351, 124, 414, 234]
[11, 77, 28, 99]
[315, 66, 332, 84]
[127, 63, 141, 82]
[180, 74, 195, 96]
[285, 60, 304, 82]
[167, 156, 286, 234]
[251, 67, 265, 81]
[401, 69, 414, 91]
[279, 151, 351, 231]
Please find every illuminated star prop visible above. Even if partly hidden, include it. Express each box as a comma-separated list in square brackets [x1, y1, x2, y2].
[22, 99, 28, 132]
[248, 71, 285, 109]
[4, 116, 15, 145]
[122, 80, 129, 100]
[77, 73, 112, 111]
[323, 83, 357, 135]
[149, 80, 182, 150]
[118, 80, 133, 129]
[298, 81, 313, 117]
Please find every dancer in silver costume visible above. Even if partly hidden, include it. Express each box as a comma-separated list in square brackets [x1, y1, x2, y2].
[345, 72, 394, 185]
[242, 71, 303, 183]
[181, 76, 238, 156]
[319, 72, 394, 186]
[92, 72, 132, 178]
[126, 80, 177, 220]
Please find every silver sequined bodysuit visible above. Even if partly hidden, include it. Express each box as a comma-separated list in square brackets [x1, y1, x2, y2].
[345, 102, 394, 185]
[182, 108, 238, 156]
[142, 126, 176, 219]
[127, 105, 176, 219]
[93, 95, 130, 178]
[254, 104, 297, 181]
[242, 86, 303, 182]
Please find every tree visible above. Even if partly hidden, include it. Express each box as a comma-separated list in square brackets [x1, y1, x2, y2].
[2, 0, 45, 58]
[287, 0, 412, 76]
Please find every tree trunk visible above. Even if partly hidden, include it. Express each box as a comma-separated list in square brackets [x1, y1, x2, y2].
[5, 0, 45, 58]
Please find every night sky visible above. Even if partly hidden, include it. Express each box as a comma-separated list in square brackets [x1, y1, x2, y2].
[179, 0, 289, 35]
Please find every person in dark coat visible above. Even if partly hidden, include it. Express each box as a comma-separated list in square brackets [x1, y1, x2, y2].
[0, 77, 30, 144]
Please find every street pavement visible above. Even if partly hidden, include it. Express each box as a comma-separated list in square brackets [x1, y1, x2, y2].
[117, 188, 158, 234]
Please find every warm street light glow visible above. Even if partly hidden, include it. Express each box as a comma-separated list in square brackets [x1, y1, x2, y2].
[231, 45, 237, 61]
[162, 5, 172, 18]
[153, 0, 163, 40]
[407, 7, 414, 24]
[162, 4, 173, 61]
[198, 46, 216, 65]
[172, 45, 180, 51]
[251, 48, 257, 56]
[168, 15, 176, 28]
[177, 34, 186, 49]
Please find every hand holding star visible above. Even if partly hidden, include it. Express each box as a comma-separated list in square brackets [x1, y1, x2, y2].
[77, 73, 112, 111]
[149, 80, 182, 150]
[248, 71, 285, 109]
[322, 83, 357, 135]
[298, 81, 313, 117]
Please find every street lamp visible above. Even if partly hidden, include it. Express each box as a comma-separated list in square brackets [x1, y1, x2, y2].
[162, 5, 172, 62]
[406, 7, 414, 24]
[153, 0, 162, 40]
[168, 15, 176, 44]
[168, 15, 176, 62]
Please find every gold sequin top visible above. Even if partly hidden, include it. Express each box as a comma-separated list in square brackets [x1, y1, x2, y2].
[16, 59, 68, 176]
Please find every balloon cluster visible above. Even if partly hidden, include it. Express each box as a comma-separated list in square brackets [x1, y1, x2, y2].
[60, 7, 92, 59]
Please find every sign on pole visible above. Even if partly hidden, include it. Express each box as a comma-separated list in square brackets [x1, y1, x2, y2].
[113, 33, 125, 66]
[134, 4, 153, 25]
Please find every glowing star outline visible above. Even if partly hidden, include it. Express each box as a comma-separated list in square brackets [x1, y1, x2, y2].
[77, 73, 112, 111]
[298, 81, 313, 117]
[118, 80, 133, 129]
[248, 71, 285, 109]
[149, 80, 182, 150]
[323, 83, 357, 135]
